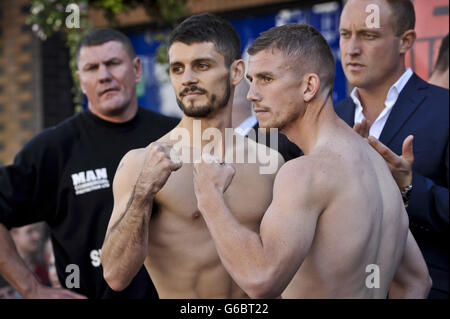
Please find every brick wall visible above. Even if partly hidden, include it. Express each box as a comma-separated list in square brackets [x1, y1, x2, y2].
[0, 0, 42, 165]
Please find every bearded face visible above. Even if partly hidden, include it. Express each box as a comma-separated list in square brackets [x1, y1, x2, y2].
[176, 81, 231, 118]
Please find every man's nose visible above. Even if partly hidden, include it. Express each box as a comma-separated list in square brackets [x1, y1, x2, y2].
[98, 64, 112, 83]
[181, 68, 199, 86]
[345, 36, 362, 56]
[247, 82, 262, 102]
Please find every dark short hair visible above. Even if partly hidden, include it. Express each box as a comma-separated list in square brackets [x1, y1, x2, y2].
[248, 23, 336, 92]
[168, 13, 241, 67]
[434, 34, 449, 73]
[75, 28, 136, 63]
[386, 0, 416, 35]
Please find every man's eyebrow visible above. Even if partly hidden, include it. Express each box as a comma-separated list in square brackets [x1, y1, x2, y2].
[170, 57, 217, 68]
[169, 61, 183, 68]
[340, 27, 383, 33]
[82, 57, 122, 68]
[246, 71, 276, 81]
[82, 62, 98, 69]
[357, 28, 382, 33]
[191, 57, 217, 64]
[104, 57, 122, 63]
[255, 71, 276, 78]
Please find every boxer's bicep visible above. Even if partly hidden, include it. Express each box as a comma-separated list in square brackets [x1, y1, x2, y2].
[259, 160, 322, 287]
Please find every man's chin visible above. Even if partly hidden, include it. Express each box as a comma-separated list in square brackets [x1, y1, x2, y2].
[97, 101, 129, 116]
[257, 121, 275, 134]
[179, 104, 214, 118]
[344, 73, 368, 89]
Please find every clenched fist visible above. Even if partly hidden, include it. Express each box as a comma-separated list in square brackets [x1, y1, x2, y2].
[135, 142, 182, 198]
[193, 154, 236, 199]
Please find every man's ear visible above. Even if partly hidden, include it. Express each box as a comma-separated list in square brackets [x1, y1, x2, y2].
[230, 59, 245, 86]
[303, 73, 321, 103]
[133, 56, 142, 83]
[399, 30, 416, 55]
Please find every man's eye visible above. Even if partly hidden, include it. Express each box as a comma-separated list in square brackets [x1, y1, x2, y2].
[340, 31, 350, 38]
[171, 66, 183, 73]
[263, 77, 273, 83]
[198, 64, 210, 70]
[364, 34, 377, 40]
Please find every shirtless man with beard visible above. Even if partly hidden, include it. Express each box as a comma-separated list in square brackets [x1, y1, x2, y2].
[101, 13, 283, 298]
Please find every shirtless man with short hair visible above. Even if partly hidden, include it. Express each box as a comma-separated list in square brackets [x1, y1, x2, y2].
[100, 13, 283, 298]
[193, 23, 431, 298]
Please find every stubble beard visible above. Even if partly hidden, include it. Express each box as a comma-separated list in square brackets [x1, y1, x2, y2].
[176, 80, 231, 118]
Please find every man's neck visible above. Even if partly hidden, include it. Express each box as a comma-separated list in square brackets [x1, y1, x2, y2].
[357, 66, 406, 123]
[88, 100, 139, 123]
[429, 69, 449, 89]
[284, 93, 335, 155]
[177, 107, 233, 157]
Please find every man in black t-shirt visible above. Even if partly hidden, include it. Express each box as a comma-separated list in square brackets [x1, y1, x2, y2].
[0, 28, 179, 298]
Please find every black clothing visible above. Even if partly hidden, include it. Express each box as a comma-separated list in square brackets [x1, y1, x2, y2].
[251, 123, 303, 162]
[0, 107, 179, 298]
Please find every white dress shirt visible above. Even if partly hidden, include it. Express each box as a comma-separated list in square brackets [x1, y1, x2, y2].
[234, 114, 258, 136]
[352, 68, 414, 139]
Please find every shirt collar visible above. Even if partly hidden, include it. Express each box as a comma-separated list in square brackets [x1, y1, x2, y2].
[351, 68, 414, 115]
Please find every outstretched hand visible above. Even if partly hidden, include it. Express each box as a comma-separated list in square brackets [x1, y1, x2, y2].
[368, 135, 414, 190]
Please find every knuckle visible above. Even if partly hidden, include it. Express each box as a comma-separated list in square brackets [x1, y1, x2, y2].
[392, 159, 402, 168]
[161, 160, 171, 169]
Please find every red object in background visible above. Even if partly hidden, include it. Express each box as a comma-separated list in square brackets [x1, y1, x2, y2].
[34, 262, 50, 287]
[406, 0, 449, 80]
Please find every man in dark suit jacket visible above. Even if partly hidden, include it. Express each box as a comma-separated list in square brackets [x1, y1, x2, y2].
[336, 0, 448, 298]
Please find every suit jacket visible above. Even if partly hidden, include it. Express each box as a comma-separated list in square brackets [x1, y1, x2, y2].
[335, 73, 449, 297]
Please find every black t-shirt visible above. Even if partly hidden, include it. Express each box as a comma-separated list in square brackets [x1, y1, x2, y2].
[0, 107, 179, 298]
[251, 122, 303, 162]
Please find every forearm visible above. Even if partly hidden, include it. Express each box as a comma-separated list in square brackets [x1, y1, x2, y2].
[197, 190, 280, 298]
[388, 231, 432, 299]
[0, 223, 42, 297]
[101, 189, 153, 291]
[388, 279, 431, 299]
